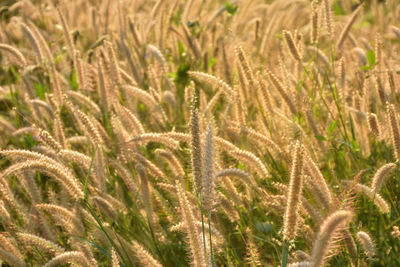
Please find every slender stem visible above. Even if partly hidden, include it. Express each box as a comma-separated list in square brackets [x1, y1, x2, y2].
[199, 193, 208, 263]
[148, 216, 164, 264]
[208, 212, 213, 265]
[281, 239, 288, 267]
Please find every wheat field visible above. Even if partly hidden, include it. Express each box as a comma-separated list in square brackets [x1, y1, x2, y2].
[0, 0, 399, 266]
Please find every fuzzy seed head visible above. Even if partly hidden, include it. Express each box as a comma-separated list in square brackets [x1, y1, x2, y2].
[283, 141, 305, 241]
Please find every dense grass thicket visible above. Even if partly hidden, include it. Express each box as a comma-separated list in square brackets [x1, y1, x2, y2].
[0, 0, 400, 266]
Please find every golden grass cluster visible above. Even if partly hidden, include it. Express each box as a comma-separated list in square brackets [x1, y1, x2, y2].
[0, 0, 400, 266]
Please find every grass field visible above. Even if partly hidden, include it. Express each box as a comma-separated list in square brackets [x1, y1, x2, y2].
[0, 0, 400, 266]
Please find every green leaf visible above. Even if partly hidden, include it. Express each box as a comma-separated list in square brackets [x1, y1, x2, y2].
[174, 63, 190, 85]
[351, 140, 359, 151]
[208, 57, 216, 68]
[333, 85, 339, 101]
[349, 114, 356, 140]
[54, 52, 67, 65]
[172, 9, 182, 26]
[169, 72, 178, 79]
[23, 134, 37, 149]
[9, 66, 20, 82]
[237, 162, 246, 170]
[225, 1, 238, 15]
[332, 2, 345, 15]
[69, 68, 78, 90]
[361, 50, 377, 71]
[83, 201, 131, 267]
[361, 65, 372, 71]
[138, 103, 146, 113]
[315, 135, 327, 141]
[367, 49, 376, 66]
[178, 40, 185, 56]
[327, 120, 338, 137]
[34, 83, 46, 100]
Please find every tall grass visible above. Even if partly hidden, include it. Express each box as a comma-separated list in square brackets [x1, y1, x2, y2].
[0, 0, 399, 266]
